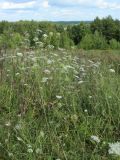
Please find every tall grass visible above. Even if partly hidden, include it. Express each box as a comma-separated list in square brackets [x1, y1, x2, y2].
[0, 49, 120, 160]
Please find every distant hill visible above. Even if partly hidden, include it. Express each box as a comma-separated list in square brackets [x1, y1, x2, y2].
[52, 21, 92, 25]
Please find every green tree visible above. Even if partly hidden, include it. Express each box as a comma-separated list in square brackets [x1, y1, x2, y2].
[91, 16, 120, 42]
[79, 31, 108, 49]
[0, 31, 23, 49]
[68, 23, 90, 45]
[50, 32, 60, 49]
[79, 34, 94, 49]
[93, 31, 108, 49]
[109, 39, 120, 49]
[60, 32, 74, 49]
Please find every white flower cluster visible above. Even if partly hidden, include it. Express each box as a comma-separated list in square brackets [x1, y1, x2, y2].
[91, 135, 100, 143]
[27, 144, 33, 153]
[41, 77, 49, 83]
[108, 142, 120, 156]
[17, 52, 23, 57]
[56, 95, 62, 99]
[109, 69, 115, 73]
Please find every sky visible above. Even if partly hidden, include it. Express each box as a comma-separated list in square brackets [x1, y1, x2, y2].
[0, 0, 120, 21]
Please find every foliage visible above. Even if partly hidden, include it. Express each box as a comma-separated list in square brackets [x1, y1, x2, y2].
[0, 31, 23, 49]
[109, 39, 120, 49]
[91, 16, 120, 42]
[59, 32, 74, 49]
[79, 31, 108, 49]
[0, 16, 119, 50]
[67, 22, 90, 45]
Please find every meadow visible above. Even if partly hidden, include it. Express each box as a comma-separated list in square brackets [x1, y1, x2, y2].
[0, 48, 120, 160]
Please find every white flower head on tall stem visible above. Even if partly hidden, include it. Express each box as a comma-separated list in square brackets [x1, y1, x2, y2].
[91, 135, 100, 143]
[108, 142, 120, 156]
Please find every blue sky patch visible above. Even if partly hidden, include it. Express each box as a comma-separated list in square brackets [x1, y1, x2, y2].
[0, 0, 120, 21]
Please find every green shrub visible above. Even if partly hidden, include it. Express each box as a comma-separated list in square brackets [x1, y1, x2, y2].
[0, 31, 23, 49]
[79, 31, 108, 49]
[109, 39, 120, 49]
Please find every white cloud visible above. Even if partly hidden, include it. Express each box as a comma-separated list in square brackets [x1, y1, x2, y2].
[1, 0, 120, 10]
[96, 0, 120, 9]
[42, 1, 50, 8]
[0, 0, 120, 21]
[0, 1, 36, 9]
[49, 0, 120, 10]
[15, 9, 32, 14]
[52, 9, 73, 17]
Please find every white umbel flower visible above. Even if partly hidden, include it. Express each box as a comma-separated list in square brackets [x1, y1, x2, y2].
[78, 80, 84, 84]
[91, 135, 100, 143]
[109, 69, 115, 73]
[8, 152, 13, 157]
[5, 121, 11, 127]
[40, 131, 44, 138]
[36, 148, 42, 154]
[84, 109, 88, 113]
[108, 142, 120, 156]
[17, 52, 23, 57]
[15, 73, 20, 76]
[56, 95, 62, 99]
[44, 69, 51, 74]
[17, 137, 23, 142]
[43, 34, 48, 38]
[27, 148, 33, 153]
[41, 77, 48, 83]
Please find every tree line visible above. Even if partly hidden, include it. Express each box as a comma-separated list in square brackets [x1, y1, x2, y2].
[0, 16, 120, 50]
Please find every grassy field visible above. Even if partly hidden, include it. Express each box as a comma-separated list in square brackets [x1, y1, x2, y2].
[0, 49, 120, 160]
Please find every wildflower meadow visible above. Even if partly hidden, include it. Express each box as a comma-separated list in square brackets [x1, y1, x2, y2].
[0, 47, 120, 159]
